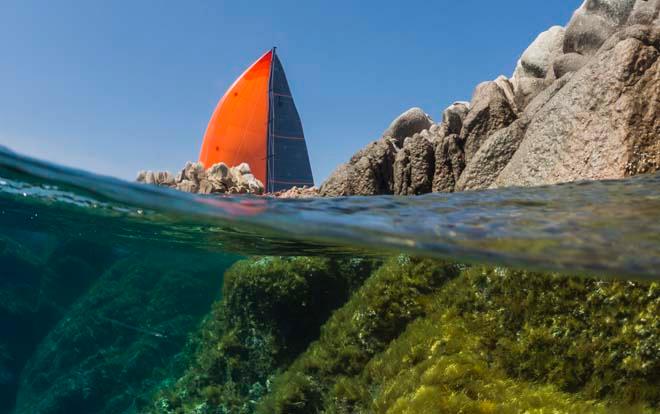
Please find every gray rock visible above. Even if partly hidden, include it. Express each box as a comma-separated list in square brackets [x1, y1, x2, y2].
[513, 76, 554, 110]
[382, 108, 434, 144]
[393, 135, 435, 195]
[494, 76, 517, 108]
[628, 0, 660, 24]
[441, 102, 470, 135]
[155, 171, 175, 186]
[586, 0, 637, 25]
[198, 180, 214, 195]
[456, 119, 529, 191]
[432, 134, 465, 193]
[179, 161, 206, 183]
[461, 81, 518, 162]
[320, 139, 397, 196]
[564, 4, 618, 56]
[494, 25, 660, 187]
[523, 74, 575, 118]
[207, 162, 231, 180]
[520, 26, 566, 78]
[177, 180, 199, 193]
[235, 162, 251, 175]
[552, 52, 590, 78]
[144, 171, 156, 185]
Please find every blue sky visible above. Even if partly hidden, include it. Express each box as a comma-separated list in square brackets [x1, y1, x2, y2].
[0, 1, 578, 183]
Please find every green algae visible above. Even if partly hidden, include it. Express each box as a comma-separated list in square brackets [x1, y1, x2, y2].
[145, 257, 659, 414]
[148, 256, 378, 414]
[256, 257, 461, 414]
[270, 265, 659, 414]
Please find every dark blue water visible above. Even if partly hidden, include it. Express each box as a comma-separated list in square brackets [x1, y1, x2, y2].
[0, 146, 659, 413]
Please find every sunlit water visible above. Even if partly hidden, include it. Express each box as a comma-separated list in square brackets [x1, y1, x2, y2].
[0, 146, 659, 413]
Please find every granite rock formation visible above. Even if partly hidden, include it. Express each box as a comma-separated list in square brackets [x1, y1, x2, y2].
[321, 0, 660, 196]
[137, 161, 264, 195]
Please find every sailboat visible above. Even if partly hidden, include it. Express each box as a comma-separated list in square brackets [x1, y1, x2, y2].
[199, 48, 314, 193]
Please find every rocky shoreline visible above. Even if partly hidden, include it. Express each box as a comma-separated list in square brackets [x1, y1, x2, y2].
[320, 3, 659, 196]
[139, 1, 659, 200]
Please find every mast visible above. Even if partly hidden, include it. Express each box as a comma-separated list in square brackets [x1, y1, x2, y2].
[266, 47, 277, 193]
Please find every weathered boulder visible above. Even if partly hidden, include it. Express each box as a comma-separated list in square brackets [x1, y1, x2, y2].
[563, 0, 638, 57]
[432, 134, 465, 193]
[461, 80, 518, 162]
[441, 102, 470, 135]
[177, 180, 199, 193]
[512, 76, 554, 111]
[564, 12, 617, 56]
[520, 26, 566, 78]
[553, 52, 590, 78]
[177, 161, 206, 183]
[586, 0, 637, 24]
[382, 108, 434, 144]
[522, 73, 575, 118]
[494, 25, 660, 188]
[320, 139, 397, 196]
[627, 0, 660, 25]
[393, 135, 435, 195]
[137, 160, 264, 195]
[456, 119, 529, 191]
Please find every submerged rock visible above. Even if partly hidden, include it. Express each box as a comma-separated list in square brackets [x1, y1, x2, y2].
[14, 250, 231, 414]
[145, 257, 379, 414]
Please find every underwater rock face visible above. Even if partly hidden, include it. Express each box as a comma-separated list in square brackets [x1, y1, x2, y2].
[145, 256, 379, 414]
[137, 161, 265, 195]
[252, 262, 659, 414]
[13, 250, 231, 414]
[0, 236, 119, 414]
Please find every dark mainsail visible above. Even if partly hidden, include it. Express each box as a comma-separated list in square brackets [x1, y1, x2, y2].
[266, 49, 315, 192]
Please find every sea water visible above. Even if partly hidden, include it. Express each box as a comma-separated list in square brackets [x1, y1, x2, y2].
[0, 146, 658, 413]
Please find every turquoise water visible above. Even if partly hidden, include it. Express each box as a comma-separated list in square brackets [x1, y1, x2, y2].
[0, 146, 659, 413]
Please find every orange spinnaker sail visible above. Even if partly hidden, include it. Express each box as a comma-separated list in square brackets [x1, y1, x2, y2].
[199, 50, 273, 185]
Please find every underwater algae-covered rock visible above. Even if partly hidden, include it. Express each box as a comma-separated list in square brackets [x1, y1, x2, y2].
[0, 236, 119, 414]
[256, 258, 461, 414]
[141, 256, 659, 414]
[256, 263, 659, 414]
[146, 256, 379, 414]
[14, 249, 232, 414]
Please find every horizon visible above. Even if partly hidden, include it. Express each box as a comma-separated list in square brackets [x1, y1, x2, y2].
[0, 1, 578, 183]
